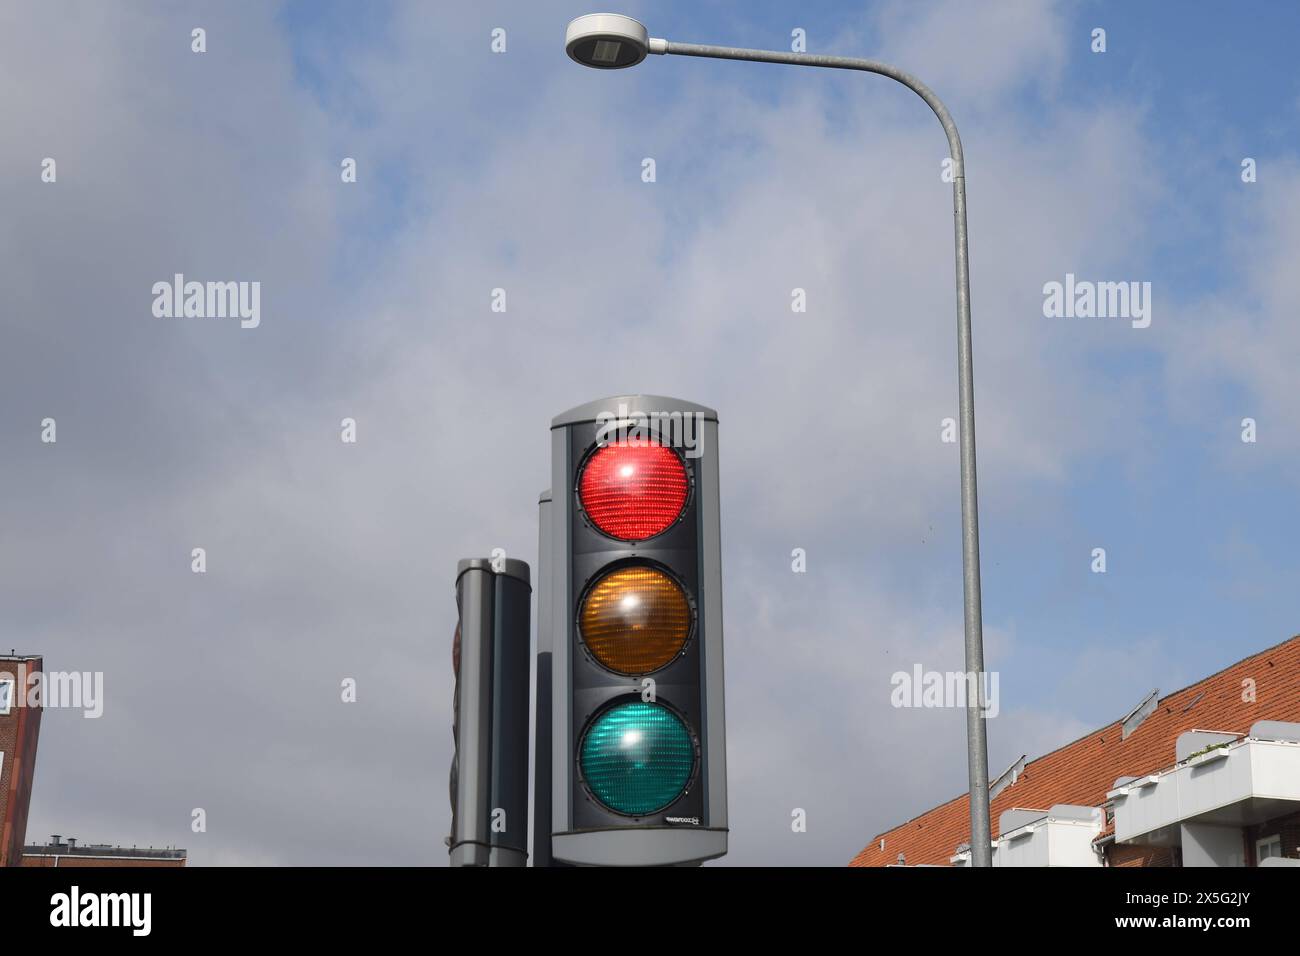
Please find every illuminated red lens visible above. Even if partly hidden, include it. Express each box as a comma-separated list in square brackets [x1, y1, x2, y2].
[579, 443, 688, 541]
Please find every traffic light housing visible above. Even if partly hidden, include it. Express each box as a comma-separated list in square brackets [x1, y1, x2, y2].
[547, 395, 728, 865]
[448, 558, 532, 867]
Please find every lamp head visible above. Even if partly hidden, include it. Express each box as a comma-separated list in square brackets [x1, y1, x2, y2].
[565, 13, 650, 69]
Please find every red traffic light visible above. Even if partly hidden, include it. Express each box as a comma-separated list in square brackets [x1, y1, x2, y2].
[578, 443, 688, 542]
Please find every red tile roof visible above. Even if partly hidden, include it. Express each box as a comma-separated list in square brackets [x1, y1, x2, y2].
[849, 633, 1300, 866]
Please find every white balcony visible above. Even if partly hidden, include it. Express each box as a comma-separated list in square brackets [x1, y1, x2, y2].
[990, 805, 1105, 867]
[1109, 723, 1300, 852]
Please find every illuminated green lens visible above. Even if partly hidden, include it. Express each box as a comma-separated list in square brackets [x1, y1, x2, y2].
[579, 701, 695, 816]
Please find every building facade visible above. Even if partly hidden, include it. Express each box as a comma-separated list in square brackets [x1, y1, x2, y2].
[0, 654, 42, 867]
[2, 651, 186, 867]
[22, 836, 186, 868]
[852, 634, 1300, 868]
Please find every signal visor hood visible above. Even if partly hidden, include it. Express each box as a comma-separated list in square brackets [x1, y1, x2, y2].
[551, 394, 718, 429]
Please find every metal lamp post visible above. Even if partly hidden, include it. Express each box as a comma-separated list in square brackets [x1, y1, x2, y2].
[564, 13, 994, 866]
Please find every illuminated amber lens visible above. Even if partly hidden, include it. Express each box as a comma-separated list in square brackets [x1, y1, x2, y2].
[580, 565, 690, 674]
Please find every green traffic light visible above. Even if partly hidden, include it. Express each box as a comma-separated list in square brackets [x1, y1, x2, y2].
[579, 701, 695, 816]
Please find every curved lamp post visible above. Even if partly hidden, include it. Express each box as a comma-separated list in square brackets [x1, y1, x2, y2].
[564, 13, 993, 867]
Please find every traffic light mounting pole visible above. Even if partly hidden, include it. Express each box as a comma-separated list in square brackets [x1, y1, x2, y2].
[648, 40, 993, 867]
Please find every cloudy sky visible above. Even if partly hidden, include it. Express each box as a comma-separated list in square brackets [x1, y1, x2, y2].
[2, 0, 1298, 866]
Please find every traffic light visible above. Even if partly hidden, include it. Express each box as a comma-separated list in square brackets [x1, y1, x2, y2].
[546, 395, 728, 865]
[448, 557, 532, 867]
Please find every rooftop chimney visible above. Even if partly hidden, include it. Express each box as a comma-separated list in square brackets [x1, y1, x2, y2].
[51, 834, 62, 847]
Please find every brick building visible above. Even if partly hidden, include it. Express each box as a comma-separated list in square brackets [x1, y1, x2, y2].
[0, 653, 42, 867]
[22, 836, 185, 867]
[2, 651, 186, 867]
[851, 634, 1300, 867]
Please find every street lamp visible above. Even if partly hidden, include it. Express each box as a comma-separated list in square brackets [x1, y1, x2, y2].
[565, 13, 995, 866]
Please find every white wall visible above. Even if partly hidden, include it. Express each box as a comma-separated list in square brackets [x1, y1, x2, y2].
[1181, 822, 1244, 867]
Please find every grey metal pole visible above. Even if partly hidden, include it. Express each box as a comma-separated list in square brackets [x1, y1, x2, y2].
[656, 40, 992, 866]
